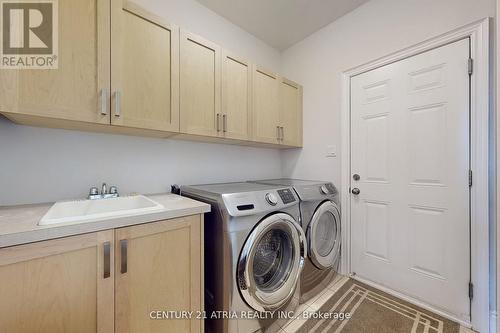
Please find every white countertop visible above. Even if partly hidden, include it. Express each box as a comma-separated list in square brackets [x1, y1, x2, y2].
[0, 193, 211, 248]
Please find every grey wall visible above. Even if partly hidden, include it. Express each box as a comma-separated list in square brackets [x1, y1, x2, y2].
[0, 117, 282, 205]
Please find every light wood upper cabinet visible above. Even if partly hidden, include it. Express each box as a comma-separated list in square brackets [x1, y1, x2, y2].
[221, 51, 252, 140]
[180, 31, 221, 137]
[111, 1, 179, 132]
[252, 67, 280, 144]
[115, 215, 203, 333]
[280, 78, 303, 147]
[251, 69, 303, 147]
[0, 0, 110, 124]
[0, 0, 303, 147]
[0, 231, 114, 333]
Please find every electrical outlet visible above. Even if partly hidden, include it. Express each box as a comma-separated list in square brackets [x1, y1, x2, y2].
[326, 145, 337, 158]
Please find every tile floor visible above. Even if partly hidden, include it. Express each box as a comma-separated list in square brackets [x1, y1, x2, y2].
[278, 274, 348, 332]
[275, 275, 476, 333]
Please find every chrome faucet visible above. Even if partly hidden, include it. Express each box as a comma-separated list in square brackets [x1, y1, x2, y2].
[88, 183, 119, 200]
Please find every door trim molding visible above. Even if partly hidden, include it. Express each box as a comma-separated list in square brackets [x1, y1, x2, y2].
[340, 18, 491, 332]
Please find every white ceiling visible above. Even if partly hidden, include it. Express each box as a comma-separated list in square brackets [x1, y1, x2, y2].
[195, 0, 370, 50]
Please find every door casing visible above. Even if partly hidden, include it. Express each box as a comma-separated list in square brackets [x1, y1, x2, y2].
[340, 18, 491, 332]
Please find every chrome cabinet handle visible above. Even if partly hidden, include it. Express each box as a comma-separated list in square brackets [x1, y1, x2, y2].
[120, 239, 127, 274]
[223, 114, 227, 132]
[280, 126, 284, 141]
[216, 113, 221, 132]
[277, 126, 284, 141]
[100, 89, 108, 115]
[103, 241, 111, 279]
[276, 126, 280, 140]
[114, 91, 121, 117]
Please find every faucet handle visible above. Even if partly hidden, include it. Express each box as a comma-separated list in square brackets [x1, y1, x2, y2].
[89, 187, 99, 196]
[101, 182, 107, 195]
[109, 186, 118, 195]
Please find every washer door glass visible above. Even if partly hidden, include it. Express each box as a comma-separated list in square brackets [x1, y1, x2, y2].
[238, 213, 306, 312]
[308, 201, 341, 270]
[253, 228, 294, 292]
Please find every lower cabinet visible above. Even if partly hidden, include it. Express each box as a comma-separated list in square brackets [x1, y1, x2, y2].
[0, 214, 203, 333]
[0, 230, 115, 333]
[115, 215, 203, 333]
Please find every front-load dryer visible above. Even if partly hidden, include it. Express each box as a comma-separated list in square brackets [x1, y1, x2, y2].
[181, 182, 305, 333]
[249, 179, 341, 303]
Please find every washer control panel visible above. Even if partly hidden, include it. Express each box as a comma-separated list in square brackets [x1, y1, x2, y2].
[265, 193, 278, 206]
[277, 188, 296, 204]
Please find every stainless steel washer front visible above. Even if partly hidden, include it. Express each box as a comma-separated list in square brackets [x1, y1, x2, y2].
[307, 201, 341, 269]
[237, 213, 306, 312]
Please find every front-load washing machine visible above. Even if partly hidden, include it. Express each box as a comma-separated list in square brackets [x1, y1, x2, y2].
[181, 182, 306, 333]
[249, 179, 341, 303]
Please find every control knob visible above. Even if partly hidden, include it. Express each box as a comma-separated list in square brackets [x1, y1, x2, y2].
[265, 193, 278, 206]
[320, 185, 329, 195]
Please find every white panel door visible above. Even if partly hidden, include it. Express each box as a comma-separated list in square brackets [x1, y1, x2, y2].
[350, 39, 470, 321]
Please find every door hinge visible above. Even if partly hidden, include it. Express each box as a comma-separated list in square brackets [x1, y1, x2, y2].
[469, 170, 473, 187]
[468, 58, 473, 75]
[468, 282, 474, 300]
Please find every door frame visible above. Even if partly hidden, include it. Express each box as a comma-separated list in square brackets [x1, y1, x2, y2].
[340, 18, 491, 332]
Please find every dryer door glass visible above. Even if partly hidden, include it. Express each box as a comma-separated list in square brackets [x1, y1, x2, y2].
[237, 213, 306, 312]
[315, 212, 337, 257]
[308, 201, 341, 270]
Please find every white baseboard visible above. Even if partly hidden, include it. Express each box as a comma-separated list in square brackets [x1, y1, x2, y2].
[490, 310, 498, 333]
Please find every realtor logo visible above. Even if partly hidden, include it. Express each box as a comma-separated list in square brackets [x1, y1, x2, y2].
[1, 0, 58, 69]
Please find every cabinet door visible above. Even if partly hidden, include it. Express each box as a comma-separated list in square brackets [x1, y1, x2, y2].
[221, 51, 252, 140]
[252, 66, 280, 144]
[180, 31, 221, 137]
[111, 1, 179, 132]
[279, 78, 303, 147]
[0, 231, 114, 333]
[0, 0, 110, 124]
[115, 215, 203, 333]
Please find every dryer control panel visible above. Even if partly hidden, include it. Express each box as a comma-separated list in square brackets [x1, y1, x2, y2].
[277, 188, 296, 204]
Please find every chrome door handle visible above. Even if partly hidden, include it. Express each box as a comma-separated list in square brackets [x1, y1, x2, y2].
[216, 113, 221, 132]
[223, 114, 227, 132]
[351, 188, 361, 195]
[120, 239, 127, 274]
[114, 91, 121, 117]
[100, 89, 108, 115]
[103, 241, 111, 279]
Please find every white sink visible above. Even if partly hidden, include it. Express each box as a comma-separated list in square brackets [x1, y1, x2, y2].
[39, 195, 164, 226]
